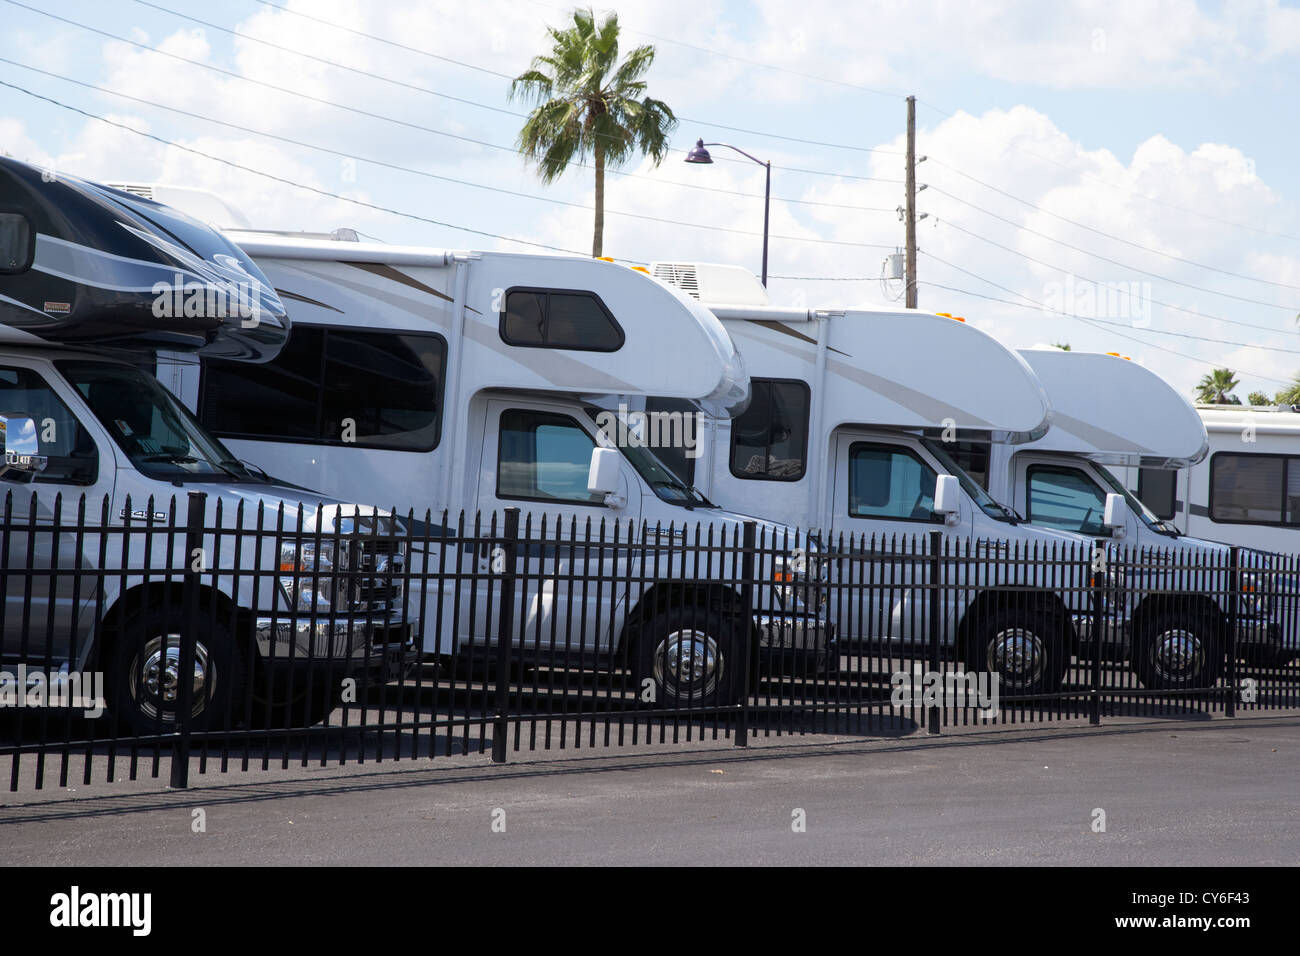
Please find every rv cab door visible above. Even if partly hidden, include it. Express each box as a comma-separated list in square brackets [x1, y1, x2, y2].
[462, 399, 643, 655]
[828, 431, 965, 645]
[0, 360, 119, 666]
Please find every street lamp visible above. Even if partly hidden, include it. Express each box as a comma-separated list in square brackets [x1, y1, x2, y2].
[684, 138, 771, 287]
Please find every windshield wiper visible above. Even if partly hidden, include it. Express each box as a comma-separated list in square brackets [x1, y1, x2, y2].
[653, 477, 702, 510]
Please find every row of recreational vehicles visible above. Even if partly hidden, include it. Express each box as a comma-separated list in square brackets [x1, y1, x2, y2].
[0, 158, 1294, 731]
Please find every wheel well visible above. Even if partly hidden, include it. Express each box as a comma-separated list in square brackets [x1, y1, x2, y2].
[96, 583, 246, 669]
[956, 588, 1074, 662]
[1130, 594, 1225, 640]
[620, 582, 750, 656]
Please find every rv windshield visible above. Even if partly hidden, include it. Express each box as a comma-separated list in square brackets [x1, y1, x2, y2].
[57, 360, 257, 484]
[1096, 466, 1180, 536]
[584, 408, 714, 509]
[920, 437, 1019, 523]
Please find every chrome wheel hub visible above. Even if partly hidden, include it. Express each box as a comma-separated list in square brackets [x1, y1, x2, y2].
[990, 627, 1045, 686]
[129, 634, 213, 723]
[654, 629, 721, 701]
[1153, 628, 1202, 682]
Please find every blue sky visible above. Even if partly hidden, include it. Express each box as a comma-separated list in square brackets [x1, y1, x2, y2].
[3, 0, 1299, 399]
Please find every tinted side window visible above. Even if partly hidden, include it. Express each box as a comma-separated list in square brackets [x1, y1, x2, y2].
[0, 213, 33, 274]
[644, 397, 698, 487]
[729, 379, 810, 481]
[200, 327, 446, 451]
[0, 367, 97, 485]
[497, 410, 602, 505]
[1026, 465, 1108, 534]
[848, 443, 937, 520]
[203, 327, 324, 441]
[1137, 467, 1177, 521]
[500, 288, 623, 351]
[1210, 453, 1298, 525]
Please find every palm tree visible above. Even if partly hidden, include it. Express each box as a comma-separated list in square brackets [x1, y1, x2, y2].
[1051, 342, 1071, 351]
[511, 8, 677, 257]
[1195, 368, 1241, 405]
[1275, 373, 1300, 406]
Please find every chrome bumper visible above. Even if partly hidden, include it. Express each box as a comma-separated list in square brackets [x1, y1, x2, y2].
[254, 614, 411, 663]
[1072, 613, 1288, 652]
[756, 614, 836, 675]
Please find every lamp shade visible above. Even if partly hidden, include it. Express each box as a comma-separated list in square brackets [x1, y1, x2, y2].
[684, 139, 713, 164]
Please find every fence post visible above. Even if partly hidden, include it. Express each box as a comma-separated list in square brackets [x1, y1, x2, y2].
[1225, 546, 1239, 719]
[927, 529, 942, 736]
[492, 508, 519, 764]
[170, 491, 206, 789]
[1089, 539, 1107, 727]
[736, 521, 757, 749]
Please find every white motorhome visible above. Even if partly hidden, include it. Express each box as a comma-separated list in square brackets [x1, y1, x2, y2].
[975, 348, 1295, 679]
[165, 232, 827, 708]
[649, 262, 1096, 694]
[0, 158, 409, 733]
[1158, 404, 1300, 556]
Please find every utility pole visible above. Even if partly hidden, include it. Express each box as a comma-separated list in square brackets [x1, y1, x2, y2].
[904, 94, 918, 309]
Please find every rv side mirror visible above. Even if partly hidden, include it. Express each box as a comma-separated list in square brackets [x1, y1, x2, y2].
[587, 446, 624, 507]
[1103, 493, 1126, 537]
[933, 474, 960, 524]
[0, 414, 46, 481]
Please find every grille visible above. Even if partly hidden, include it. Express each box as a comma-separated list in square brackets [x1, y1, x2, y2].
[347, 537, 404, 612]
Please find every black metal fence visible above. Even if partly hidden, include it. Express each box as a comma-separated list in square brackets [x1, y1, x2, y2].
[2, 490, 1298, 790]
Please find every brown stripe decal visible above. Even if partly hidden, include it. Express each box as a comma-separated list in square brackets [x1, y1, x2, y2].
[342, 261, 454, 302]
[275, 288, 344, 314]
[752, 319, 850, 356]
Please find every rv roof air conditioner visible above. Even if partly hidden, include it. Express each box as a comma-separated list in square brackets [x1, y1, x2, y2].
[651, 261, 770, 306]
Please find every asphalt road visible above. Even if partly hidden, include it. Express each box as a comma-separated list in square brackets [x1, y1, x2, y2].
[2, 716, 1297, 865]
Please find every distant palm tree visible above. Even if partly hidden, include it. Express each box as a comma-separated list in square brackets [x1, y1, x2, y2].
[1195, 368, 1241, 404]
[1052, 342, 1071, 351]
[511, 8, 677, 257]
[1275, 373, 1300, 406]
[1248, 390, 1272, 406]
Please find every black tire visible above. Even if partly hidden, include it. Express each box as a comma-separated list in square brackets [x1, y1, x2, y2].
[635, 604, 745, 708]
[1132, 611, 1223, 690]
[967, 605, 1069, 696]
[107, 606, 243, 736]
[250, 663, 350, 728]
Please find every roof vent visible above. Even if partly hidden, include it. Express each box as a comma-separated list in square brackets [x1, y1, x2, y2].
[650, 261, 769, 305]
[652, 262, 700, 299]
[106, 182, 155, 200]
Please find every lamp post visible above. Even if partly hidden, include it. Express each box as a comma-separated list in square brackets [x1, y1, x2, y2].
[684, 138, 771, 287]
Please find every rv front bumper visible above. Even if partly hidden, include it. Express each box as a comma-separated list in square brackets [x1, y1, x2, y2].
[1071, 613, 1292, 659]
[254, 614, 414, 671]
[756, 614, 837, 676]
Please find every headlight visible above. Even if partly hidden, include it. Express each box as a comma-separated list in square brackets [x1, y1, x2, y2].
[1238, 571, 1271, 617]
[279, 539, 348, 613]
[771, 544, 826, 612]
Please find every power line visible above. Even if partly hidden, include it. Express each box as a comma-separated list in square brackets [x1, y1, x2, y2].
[4, 0, 902, 193]
[919, 108, 1300, 244]
[934, 220, 1299, 330]
[922, 249, 1300, 358]
[525, 0, 911, 103]
[926, 166, 1300, 291]
[0, 58, 899, 247]
[920, 280, 1293, 386]
[0, 78, 596, 258]
[136, 0, 900, 159]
